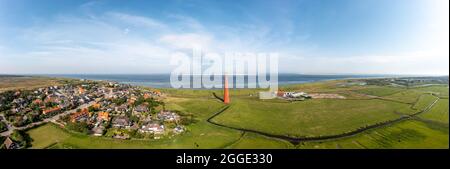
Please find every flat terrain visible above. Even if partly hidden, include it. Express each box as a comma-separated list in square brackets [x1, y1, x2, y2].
[29, 121, 242, 149]
[1, 76, 446, 149]
[419, 99, 449, 124]
[226, 132, 293, 149]
[296, 120, 449, 149]
[212, 97, 414, 137]
[0, 76, 63, 92]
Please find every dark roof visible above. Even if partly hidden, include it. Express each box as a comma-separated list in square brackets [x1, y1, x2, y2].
[135, 105, 149, 112]
[112, 116, 130, 126]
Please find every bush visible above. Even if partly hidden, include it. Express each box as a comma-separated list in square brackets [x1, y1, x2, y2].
[66, 122, 90, 134]
[0, 121, 7, 132]
[10, 130, 31, 148]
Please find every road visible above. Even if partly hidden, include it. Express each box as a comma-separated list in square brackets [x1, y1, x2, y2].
[0, 101, 95, 137]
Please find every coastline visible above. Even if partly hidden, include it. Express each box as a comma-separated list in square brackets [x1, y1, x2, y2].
[29, 74, 395, 89]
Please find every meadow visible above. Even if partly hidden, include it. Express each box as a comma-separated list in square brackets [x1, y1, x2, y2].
[296, 120, 449, 149]
[211, 97, 414, 137]
[19, 78, 449, 149]
[419, 99, 449, 124]
[0, 76, 63, 92]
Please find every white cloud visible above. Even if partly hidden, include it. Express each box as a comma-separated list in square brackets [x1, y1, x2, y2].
[107, 12, 167, 29]
[0, 3, 448, 75]
[159, 33, 213, 50]
[168, 14, 204, 30]
[0, 12, 174, 74]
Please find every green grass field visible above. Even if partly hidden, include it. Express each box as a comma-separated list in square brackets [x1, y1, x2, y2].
[28, 122, 241, 149]
[414, 85, 449, 98]
[383, 90, 427, 104]
[419, 99, 449, 124]
[353, 86, 406, 97]
[212, 97, 416, 137]
[18, 77, 448, 149]
[297, 120, 449, 149]
[0, 76, 63, 92]
[226, 132, 294, 149]
[412, 94, 438, 111]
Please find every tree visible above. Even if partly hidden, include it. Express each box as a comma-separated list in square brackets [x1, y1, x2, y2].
[10, 130, 31, 147]
[180, 114, 195, 125]
[66, 122, 90, 134]
[60, 114, 71, 123]
[129, 115, 139, 123]
[0, 122, 7, 132]
[128, 129, 144, 139]
[88, 106, 98, 112]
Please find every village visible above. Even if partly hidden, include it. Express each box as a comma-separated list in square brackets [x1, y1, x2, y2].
[0, 80, 187, 149]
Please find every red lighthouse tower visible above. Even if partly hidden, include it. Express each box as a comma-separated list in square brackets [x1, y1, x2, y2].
[223, 74, 230, 104]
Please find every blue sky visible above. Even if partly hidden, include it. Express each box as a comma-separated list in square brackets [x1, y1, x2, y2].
[0, 0, 448, 75]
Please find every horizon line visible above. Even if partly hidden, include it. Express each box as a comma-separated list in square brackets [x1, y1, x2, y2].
[1, 73, 449, 77]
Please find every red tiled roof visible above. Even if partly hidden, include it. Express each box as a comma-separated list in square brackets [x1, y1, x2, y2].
[42, 106, 61, 115]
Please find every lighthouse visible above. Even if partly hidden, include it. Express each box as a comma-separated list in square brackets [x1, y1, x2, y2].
[223, 74, 230, 104]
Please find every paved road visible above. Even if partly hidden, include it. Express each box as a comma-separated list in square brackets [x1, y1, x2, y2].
[0, 101, 95, 137]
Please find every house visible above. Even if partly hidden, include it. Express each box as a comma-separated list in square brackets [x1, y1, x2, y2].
[128, 96, 137, 104]
[112, 116, 131, 128]
[44, 95, 58, 103]
[97, 112, 109, 121]
[3, 137, 19, 149]
[113, 133, 130, 139]
[92, 103, 101, 109]
[276, 91, 285, 97]
[59, 101, 71, 109]
[42, 106, 61, 115]
[173, 126, 185, 133]
[283, 92, 309, 98]
[78, 87, 85, 94]
[92, 126, 105, 136]
[140, 122, 164, 134]
[70, 109, 89, 122]
[157, 111, 180, 122]
[152, 90, 162, 96]
[143, 93, 151, 99]
[32, 99, 43, 105]
[134, 104, 149, 113]
[115, 104, 128, 112]
[12, 98, 26, 105]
